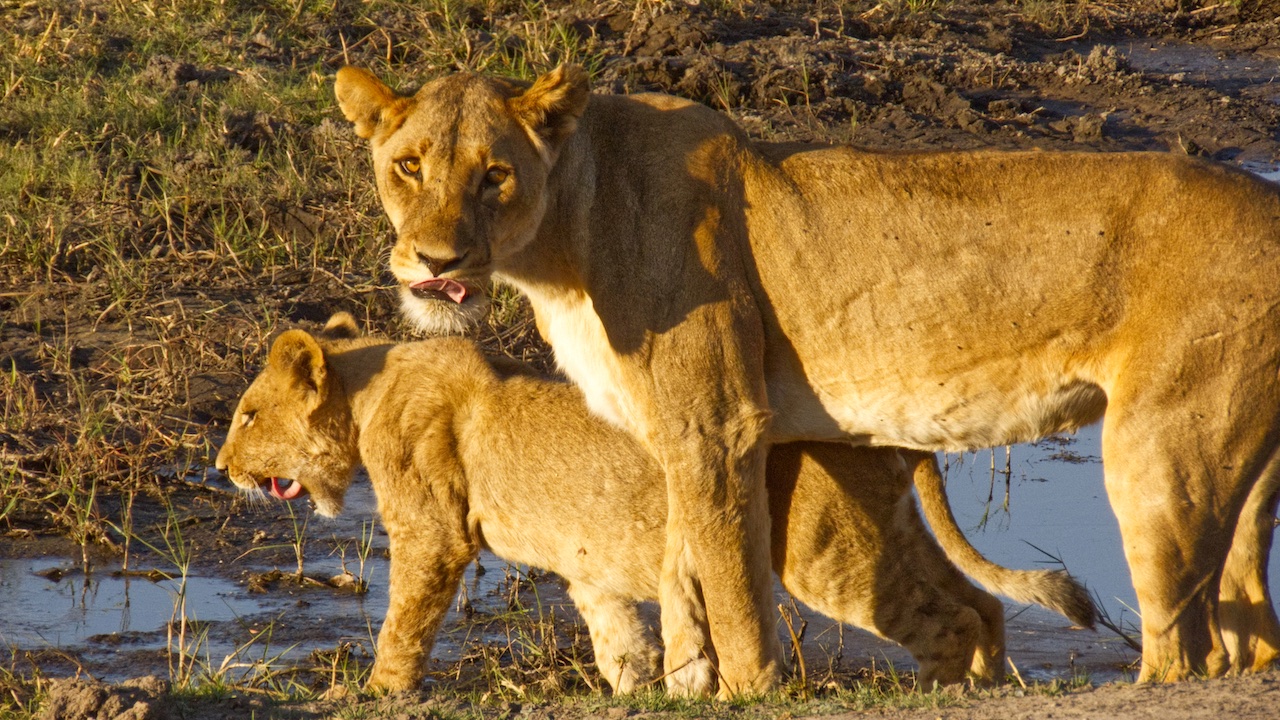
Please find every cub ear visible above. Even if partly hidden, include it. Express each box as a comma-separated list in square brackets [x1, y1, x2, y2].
[320, 312, 361, 340]
[335, 66, 406, 139]
[269, 329, 328, 395]
[509, 64, 590, 165]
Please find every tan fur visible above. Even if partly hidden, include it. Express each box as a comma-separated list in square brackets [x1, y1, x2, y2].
[216, 316, 1093, 693]
[334, 66, 1280, 684]
[911, 453, 1096, 627]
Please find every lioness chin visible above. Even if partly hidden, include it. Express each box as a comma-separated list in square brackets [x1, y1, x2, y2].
[335, 65, 1280, 684]
[216, 313, 1096, 694]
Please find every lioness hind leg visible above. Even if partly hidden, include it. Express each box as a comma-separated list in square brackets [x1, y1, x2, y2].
[1219, 455, 1280, 672]
[1100, 389, 1277, 681]
[564, 583, 662, 694]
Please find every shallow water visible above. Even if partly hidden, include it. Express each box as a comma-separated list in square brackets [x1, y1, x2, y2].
[0, 479, 537, 682]
[0, 562, 252, 649]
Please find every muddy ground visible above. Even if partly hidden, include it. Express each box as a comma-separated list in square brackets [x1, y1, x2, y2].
[4, 0, 1280, 718]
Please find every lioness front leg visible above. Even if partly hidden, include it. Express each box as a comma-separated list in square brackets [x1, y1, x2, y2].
[640, 306, 782, 696]
[658, 529, 717, 696]
[366, 530, 472, 692]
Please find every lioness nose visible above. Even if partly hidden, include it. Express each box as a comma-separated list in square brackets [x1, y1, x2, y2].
[416, 250, 464, 276]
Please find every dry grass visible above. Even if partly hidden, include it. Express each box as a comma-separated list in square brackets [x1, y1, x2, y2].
[0, 0, 598, 537]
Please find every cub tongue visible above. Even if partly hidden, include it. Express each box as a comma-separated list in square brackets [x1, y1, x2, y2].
[269, 477, 304, 500]
[412, 278, 468, 304]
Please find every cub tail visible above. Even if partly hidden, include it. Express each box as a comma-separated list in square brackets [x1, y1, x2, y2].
[907, 450, 1098, 629]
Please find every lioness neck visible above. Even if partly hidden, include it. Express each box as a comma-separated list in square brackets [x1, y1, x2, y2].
[492, 93, 761, 432]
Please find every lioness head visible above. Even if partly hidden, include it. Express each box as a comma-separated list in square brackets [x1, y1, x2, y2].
[214, 314, 361, 517]
[334, 65, 590, 335]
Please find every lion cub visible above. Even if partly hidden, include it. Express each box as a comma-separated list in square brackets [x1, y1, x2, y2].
[216, 314, 1086, 694]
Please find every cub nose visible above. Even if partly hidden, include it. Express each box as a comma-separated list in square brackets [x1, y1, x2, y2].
[416, 250, 465, 276]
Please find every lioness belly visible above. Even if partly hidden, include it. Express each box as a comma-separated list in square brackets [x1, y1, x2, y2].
[769, 364, 1108, 451]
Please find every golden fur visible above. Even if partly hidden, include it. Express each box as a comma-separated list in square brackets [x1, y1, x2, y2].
[216, 314, 1094, 693]
[335, 65, 1280, 684]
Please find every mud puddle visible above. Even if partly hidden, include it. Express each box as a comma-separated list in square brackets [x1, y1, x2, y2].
[1119, 39, 1280, 94]
[0, 480, 539, 682]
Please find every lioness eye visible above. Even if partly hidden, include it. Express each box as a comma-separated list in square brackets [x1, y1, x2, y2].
[240, 410, 256, 428]
[484, 167, 509, 186]
[398, 158, 421, 176]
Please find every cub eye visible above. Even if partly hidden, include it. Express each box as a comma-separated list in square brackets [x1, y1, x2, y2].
[397, 158, 421, 177]
[483, 167, 509, 186]
[240, 410, 257, 428]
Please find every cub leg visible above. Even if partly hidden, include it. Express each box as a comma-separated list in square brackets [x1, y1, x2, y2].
[895, 475, 1006, 682]
[565, 582, 662, 693]
[1219, 454, 1280, 672]
[366, 528, 474, 692]
[874, 490, 995, 687]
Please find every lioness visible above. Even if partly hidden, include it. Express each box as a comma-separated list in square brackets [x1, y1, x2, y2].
[215, 314, 1095, 693]
[334, 65, 1280, 685]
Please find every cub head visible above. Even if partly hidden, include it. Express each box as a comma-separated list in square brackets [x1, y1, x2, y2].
[334, 65, 590, 335]
[214, 315, 361, 517]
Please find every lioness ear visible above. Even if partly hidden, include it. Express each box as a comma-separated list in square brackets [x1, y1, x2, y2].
[335, 66, 406, 140]
[269, 330, 328, 396]
[509, 64, 590, 164]
[320, 312, 361, 340]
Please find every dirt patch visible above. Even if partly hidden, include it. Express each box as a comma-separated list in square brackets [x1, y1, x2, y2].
[868, 669, 1280, 720]
[36, 676, 169, 720]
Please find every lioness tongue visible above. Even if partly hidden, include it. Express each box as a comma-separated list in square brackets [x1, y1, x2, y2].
[270, 477, 304, 500]
[411, 278, 467, 303]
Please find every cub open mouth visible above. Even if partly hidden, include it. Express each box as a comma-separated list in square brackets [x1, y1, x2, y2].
[410, 278, 468, 304]
[268, 477, 305, 500]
